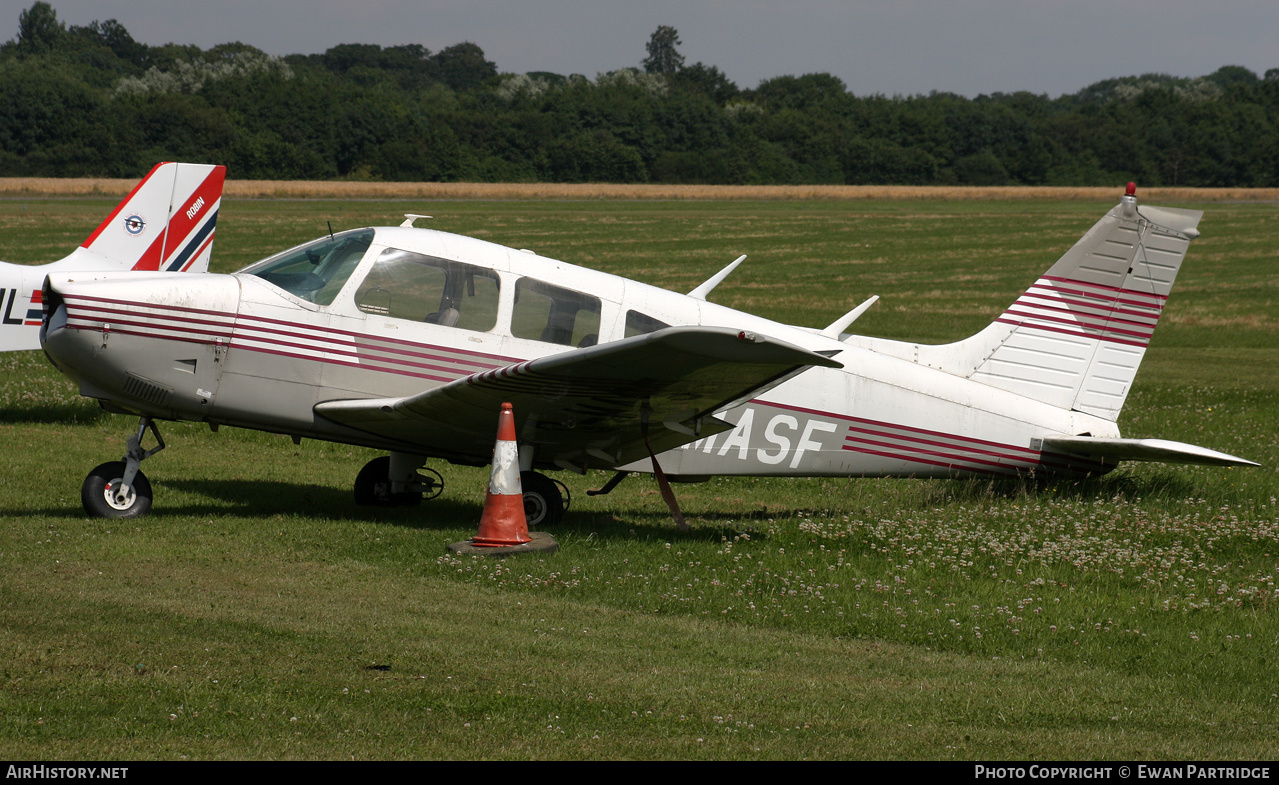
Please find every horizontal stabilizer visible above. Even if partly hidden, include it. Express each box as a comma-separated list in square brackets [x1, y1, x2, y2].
[1041, 435, 1258, 468]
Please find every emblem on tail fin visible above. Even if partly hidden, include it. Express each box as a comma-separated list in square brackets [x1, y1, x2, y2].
[123, 215, 147, 236]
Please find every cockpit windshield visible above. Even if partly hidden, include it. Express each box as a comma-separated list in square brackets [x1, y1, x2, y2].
[239, 229, 374, 305]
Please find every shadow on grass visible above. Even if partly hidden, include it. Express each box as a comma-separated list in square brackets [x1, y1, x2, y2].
[3, 473, 759, 541]
[13, 478, 481, 530]
[14, 471, 1232, 541]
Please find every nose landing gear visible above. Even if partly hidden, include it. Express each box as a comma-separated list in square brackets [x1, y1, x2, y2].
[81, 417, 165, 518]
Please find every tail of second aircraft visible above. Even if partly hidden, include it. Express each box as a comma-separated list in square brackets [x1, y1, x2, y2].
[0, 162, 225, 352]
[53, 162, 226, 274]
[855, 185, 1202, 422]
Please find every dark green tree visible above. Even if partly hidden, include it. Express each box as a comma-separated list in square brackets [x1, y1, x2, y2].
[0, 55, 110, 175]
[3, 4, 1278, 187]
[546, 130, 646, 182]
[321, 43, 386, 74]
[953, 149, 1009, 185]
[67, 19, 148, 67]
[642, 25, 684, 75]
[14, 1, 64, 56]
[431, 42, 496, 91]
[1206, 65, 1258, 90]
[671, 62, 738, 104]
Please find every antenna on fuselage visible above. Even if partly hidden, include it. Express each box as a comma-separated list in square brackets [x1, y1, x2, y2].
[821, 295, 880, 339]
[327, 221, 334, 240]
[400, 214, 433, 227]
[688, 254, 747, 301]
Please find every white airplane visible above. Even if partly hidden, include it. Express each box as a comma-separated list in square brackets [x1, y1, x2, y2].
[39, 184, 1255, 523]
[0, 162, 225, 351]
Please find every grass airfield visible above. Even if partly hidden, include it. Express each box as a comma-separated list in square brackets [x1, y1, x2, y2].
[0, 193, 1276, 760]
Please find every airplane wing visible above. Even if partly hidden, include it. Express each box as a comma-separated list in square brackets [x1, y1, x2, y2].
[1041, 436, 1258, 467]
[315, 326, 842, 469]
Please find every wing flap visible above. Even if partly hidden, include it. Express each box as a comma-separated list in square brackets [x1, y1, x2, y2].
[1041, 436, 1258, 468]
[316, 326, 841, 469]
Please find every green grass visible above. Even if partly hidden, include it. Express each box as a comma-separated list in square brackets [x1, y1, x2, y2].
[0, 196, 1276, 759]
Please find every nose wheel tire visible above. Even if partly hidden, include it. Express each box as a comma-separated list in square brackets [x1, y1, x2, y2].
[520, 471, 566, 527]
[82, 461, 153, 519]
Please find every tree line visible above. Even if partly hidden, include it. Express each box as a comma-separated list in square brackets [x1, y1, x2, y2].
[3, 3, 1278, 186]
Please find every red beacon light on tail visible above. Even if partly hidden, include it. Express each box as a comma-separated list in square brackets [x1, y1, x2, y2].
[1121, 181, 1139, 217]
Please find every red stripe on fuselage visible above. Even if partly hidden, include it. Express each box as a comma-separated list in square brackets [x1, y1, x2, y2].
[750, 398, 1047, 475]
[229, 343, 458, 383]
[61, 294, 519, 381]
[233, 311, 520, 365]
[754, 398, 1041, 458]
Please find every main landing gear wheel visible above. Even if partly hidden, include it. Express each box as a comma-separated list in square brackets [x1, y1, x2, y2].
[353, 456, 443, 507]
[520, 471, 566, 527]
[82, 461, 153, 519]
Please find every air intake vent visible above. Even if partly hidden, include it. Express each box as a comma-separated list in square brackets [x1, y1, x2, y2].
[122, 373, 172, 406]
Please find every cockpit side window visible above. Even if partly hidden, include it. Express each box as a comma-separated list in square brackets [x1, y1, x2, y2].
[624, 310, 670, 337]
[354, 248, 500, 331]
[240, 229, 374, 306]
[511, 277, 601, 347]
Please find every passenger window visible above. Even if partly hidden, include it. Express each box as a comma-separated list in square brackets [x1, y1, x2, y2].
[511, 277, 602, 347]
[625, 310, 670, 337]
[354, 248, 499, 331]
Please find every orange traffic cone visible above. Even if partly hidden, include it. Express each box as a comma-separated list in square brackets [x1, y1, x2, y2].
[471, 402, 532, 547]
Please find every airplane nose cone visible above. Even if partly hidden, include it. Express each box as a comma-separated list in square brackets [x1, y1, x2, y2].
[41, 272, 240, 416]
[40, 277, 95, 374]
[39, 298, 76, 367]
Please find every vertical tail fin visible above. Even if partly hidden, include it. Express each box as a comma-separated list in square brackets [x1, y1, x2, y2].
[959, 186, 1201, 420]
[865, 186, 1202, 422]
[75, 162, 226, 274]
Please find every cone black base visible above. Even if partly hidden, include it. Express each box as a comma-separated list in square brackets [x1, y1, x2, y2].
[446, 531, 559, 557]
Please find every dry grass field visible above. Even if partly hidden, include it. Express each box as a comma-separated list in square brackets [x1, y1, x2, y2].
[3, 177, 1279, 202]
